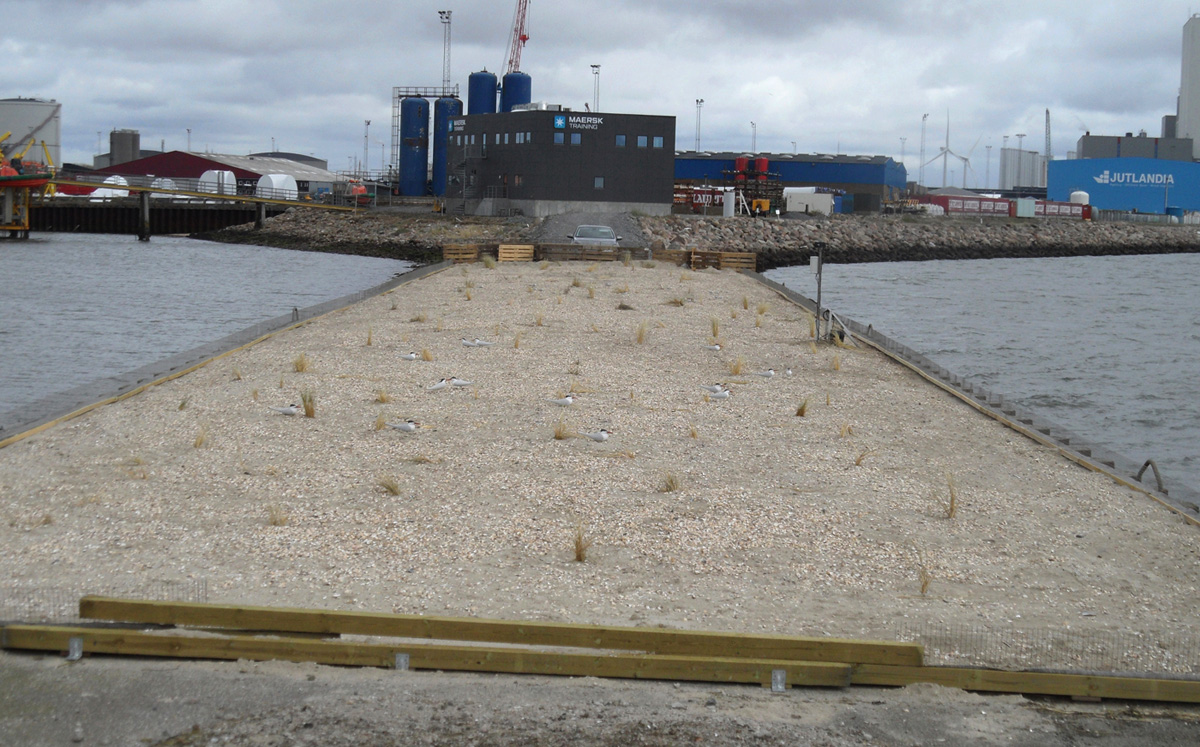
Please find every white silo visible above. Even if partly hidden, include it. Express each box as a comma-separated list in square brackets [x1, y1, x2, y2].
[0, 97, 62, 167]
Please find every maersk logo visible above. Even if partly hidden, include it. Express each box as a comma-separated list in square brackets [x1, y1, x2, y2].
[554, 115, 566, 129]
[1093, 169, 1175, 186]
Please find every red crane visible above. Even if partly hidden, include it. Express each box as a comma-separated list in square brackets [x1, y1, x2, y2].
[504, 0, 530, 74]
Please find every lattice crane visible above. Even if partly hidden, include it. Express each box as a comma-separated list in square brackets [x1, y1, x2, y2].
[504, 0, 530, 74]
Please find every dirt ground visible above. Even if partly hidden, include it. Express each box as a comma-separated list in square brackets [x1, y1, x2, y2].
[4, 652, 1200, 746]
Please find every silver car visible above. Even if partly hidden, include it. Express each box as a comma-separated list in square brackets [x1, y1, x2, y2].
[568, 225, 622, 246]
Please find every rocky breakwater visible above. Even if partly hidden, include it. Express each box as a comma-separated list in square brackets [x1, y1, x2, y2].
[637, 214, 1200, 269]
[197, 208, 537, 263]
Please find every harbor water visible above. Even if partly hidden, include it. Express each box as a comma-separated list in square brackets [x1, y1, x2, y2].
[0, 233, 413, 424]
[765, 253, 1200, 494]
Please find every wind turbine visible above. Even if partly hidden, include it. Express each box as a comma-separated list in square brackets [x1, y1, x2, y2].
[921, 112, 982, 188]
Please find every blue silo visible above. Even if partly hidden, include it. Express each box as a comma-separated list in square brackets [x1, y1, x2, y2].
[399, 97, 430, 196]
[432, 96, 462, 197]
[468, 70, 498, 115]
[500, 71, 532, 113]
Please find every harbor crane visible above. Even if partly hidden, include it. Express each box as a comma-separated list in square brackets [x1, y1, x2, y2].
[505, 0, 530, 73]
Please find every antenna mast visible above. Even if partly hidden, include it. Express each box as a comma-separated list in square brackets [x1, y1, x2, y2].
[439, 10, 452, 90]
[505, 0, 530, 74]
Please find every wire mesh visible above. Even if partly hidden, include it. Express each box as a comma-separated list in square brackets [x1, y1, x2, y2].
[0, 579, 207, 624]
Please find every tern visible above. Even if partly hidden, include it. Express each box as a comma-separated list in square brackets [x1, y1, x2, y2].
[269, 404, 301, 416]
[449, 377, 473, 387]
[786, 368, 794, 376]
[385, 419, 420, 433]
[473, 338, 497, 347]
[753, 369, 776, 378]
[702, 343, 722, 352]
[400, 351, 419, 361]
[461, 338, 479, 347]
[708, 387, 732, 400]
[582, 429, 611, 442]
[699, 383, 726, 394]
[426, 378, 449, 391]
[547, 394, 574, 406]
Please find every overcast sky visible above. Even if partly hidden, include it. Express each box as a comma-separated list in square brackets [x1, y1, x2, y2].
[4, 0, 1196, 188]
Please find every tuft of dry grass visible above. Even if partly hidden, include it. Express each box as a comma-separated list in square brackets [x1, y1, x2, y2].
[300, 390, 316, 418]
[464, 287, 473, 301]
[915, 546, 931, 596]
[589, 323, 600, 333]
[711, 317, 720, 339]
[840, 423, 854, 439]
[366, 327, 374, 346]
[420, 348, 434, 361]
[404, 454, 441, 464]
[659, 472, 682, 493]
[825, 392, 831, 406]
[730, 308, 738, 319]
[374, 413, 387, 431]
[636, 320, 649, 344]
[945, 472, 958, 518]
[587, 285, 596, 299]
[465, 279, 476, 289]
[436, 318, 444, 331]
[571, 276, 583, 288]
[573, 522, 593, 562]
[391, 298, 399, 311]
[795, 398, 809, 417]
[622, 250, 632, 266]
[539, 260, 550, 269]
[727, 356, 746, 375]
[378, 476, 402, 495]
[809, 317, 817, 338]
[615, 283, 629, 294]
[375, 390, 393, 404]
[832, 355, 841, 371]
[855, 449, 873, 467]
[586, 262, 599, 273]
[667, 297, 686, 307]
[553, 421, 578, 440]
[756, 301, 769, 316]
[556, 296, 563, 305]
[292, 353, 310, 373]
[251, 388, 259, 401]
[567, 362, 582, 376]
[742, 296, 750, 310]
[410, 311, 427, 323]
[535, 312, 545, 326]
[267, 503, 289, 527]
[688, 423, 699, 439]
[278, 375, 285, 389]
[755, 314, 763, 328]
[178, 396, 190, 411]
[513, 333, 523, 349]
[193, 426, 209, 448]
[231, 367, 242, 382]
[641, 260, 657, 268]
[482, 253, 498, 269]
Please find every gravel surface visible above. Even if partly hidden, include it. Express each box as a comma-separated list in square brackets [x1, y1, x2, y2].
[2, 259, 1199, 743]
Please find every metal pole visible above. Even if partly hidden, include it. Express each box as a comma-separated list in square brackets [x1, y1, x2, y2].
[591, 65, 600, 112]
[695, 99, 704, 152]
[814, 241, 826, 340]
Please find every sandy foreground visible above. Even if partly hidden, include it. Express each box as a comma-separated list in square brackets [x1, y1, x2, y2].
[2, 259, 1198, 678]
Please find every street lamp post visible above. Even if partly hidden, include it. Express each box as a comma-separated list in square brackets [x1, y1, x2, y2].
[985, 144, 992, 190]
[695, 99, 704, 152]
[364, 120, 371, 177]
[750, 121, 756, 152]
[791, 140, 797, 155]
[591, 64, 600, 112]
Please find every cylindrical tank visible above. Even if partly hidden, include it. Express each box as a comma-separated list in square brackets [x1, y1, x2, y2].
[1069, 190, 1089, 204]
[399, 97, 430, 196]
[468, 70, 498, 115]
[500, 71, 532, 113]
[0, 97, 62, 168]
[734, 156, 749, 182]
[755, 157, 769, 181]
[432, 97, 463, 197]
[110, 129, 140, 166]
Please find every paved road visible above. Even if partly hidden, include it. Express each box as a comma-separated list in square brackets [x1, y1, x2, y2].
[527, 211, 648, 249]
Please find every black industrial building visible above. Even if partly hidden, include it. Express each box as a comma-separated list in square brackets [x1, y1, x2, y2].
[444, 109, 675, 217]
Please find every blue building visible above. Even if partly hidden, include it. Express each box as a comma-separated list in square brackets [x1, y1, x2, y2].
[675, 151, 907, 212]
[1048, 157, 1200, 214]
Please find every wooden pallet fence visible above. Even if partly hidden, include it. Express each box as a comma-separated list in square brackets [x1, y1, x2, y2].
[75, 597, 922, 666]
[536, 244, 623, 263]
[498, 244, 535, 262]
[653, 249, 689, 266]
[442, 244, 483, 263]
[689, 250, 757, 271]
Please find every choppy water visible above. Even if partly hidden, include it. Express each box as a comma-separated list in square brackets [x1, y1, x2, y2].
[0, 233, 413, 417]
[765, 253, 1200, 493]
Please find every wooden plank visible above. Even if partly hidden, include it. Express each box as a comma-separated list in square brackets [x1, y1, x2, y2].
[0, 625, 851, 688]
[498, 244, 534, 262]
[78, 597, 922, 666]
[718, 252, 757, 271]
[653, 249, 689, 266]
[851, 664, 1200, 704]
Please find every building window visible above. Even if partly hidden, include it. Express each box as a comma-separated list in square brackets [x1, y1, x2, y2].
[653, 136, 664, 148]
[554, 132, 565, 144]
[469, 134, 475, 145]
[526, 132, 532, 142]
[570, 133, 582, 145]
[637, 135, 648, 148]
[516, 132, 524, 144]
[615, 134, 626, 147]
[514, 174, 523, 187]
[495, 133, 501, 145]
[594, 176, 604, 189]
[504, 133, 509, 144]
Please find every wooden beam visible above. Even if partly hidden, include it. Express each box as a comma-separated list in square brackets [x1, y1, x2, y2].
[1, 625, 850, 688]
[851, 664, 1200, 704]
[78, 597, 922, 666]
